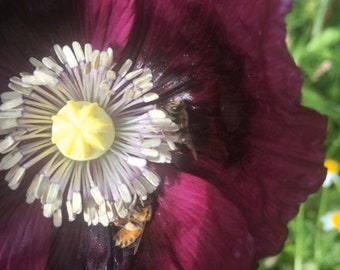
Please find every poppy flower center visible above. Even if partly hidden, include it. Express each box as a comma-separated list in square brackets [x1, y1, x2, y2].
[51, 100, 115, 161]
[0, 42, 182, 227]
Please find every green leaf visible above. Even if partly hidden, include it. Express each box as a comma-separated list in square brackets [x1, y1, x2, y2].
[302, 88, 340, 121]
[306, 28, 340, 53]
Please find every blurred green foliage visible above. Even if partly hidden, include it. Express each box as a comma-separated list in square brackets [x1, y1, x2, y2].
[259, 0, 340, 269]
[288, 0, 340, 158]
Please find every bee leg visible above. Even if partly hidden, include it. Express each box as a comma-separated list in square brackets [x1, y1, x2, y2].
[182, 133, 197, 160]
[190, 146, 198, 160]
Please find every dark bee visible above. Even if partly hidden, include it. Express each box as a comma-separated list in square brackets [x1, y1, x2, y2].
[163, 99, 197, 159]
[112, 200, 152, 255]
[164, 100, 189, 129]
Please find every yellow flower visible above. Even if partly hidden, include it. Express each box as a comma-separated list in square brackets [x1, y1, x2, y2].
[321, 211, 340, 231]
[322, 160, 340, 188]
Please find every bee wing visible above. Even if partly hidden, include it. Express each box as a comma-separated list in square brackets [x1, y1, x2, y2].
[132, 225, 145, 255]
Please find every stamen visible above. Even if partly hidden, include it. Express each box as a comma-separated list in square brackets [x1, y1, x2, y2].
[53, 209, 62, 227]
[72, 192, 82, 214]
[5, 165, 25, 190]
[42, 57, 64, 74]
[132, 179, 148, 200]
[63, 45, 79, 68]
[143, 170, 161, 187]
[0, 135, 18, 154]
[143, 93, 159, 103]
[90, 186, 105, 205]
[72, 41, 85, 62]
[0, 151, 23, 170]
[118, 59, 133, 77]
[127, 157, 147, 167]
[0, 97, 24, 110]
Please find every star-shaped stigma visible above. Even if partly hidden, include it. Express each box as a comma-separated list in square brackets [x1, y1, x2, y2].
[51, 101, 115, 161]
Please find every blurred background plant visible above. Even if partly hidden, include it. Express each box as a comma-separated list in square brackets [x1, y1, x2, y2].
[259, 0, 340, 269]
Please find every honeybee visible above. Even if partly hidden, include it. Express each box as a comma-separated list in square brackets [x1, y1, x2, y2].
[112, 200, 152, 254]
[164, 99, 197, 159]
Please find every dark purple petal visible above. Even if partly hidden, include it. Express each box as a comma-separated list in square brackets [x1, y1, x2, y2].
[45, 219, 116, 270]
[0, 0, 84, 86]
[0, 172, 52, 270]
[226, 111, 326, 257]
[119, 0, 250, 164]
[116, 0, 326, 261]
[83, 0, 134, 53]
[127, 169, 256, 270]
[212, 0, 327, 257]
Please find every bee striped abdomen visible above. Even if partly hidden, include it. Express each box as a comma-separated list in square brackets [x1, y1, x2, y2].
[114, 222, 144, 248]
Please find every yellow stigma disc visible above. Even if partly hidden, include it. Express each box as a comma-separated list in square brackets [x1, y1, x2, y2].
[51, 101, 115, 161]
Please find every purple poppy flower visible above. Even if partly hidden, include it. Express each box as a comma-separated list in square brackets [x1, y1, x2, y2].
[0, 0, 326, 269]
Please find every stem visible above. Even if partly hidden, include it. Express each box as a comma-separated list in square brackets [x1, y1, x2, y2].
[312, 0, 332, 39]
[334, 181, 340, 195]
[326, 132, 340, 158]
[313, 188, 329, 269]
[294, 204, 305, 270]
